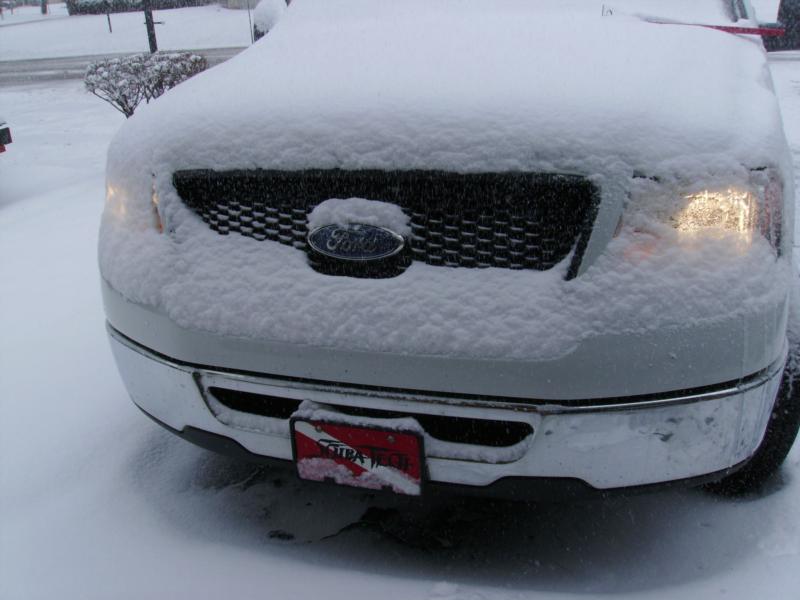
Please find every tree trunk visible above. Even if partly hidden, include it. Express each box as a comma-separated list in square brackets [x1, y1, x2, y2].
[142, 0, 158, 53]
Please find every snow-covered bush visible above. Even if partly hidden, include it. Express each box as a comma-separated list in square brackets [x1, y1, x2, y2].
[140, 52, 208, 102]
[66, 0, 213, 15]
[253, 0, 287, 41]
[85, 52, 207, 118]
[84, 54, 148, 118]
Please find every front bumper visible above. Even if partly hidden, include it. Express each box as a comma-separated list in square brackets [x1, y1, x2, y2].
[108, 324, 784, 491]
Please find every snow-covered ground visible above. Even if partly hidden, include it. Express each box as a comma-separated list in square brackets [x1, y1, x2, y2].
[0, 2, 69, 26]
[0, 3, 250, 60]
[750, 0, 780, 22]
[2, 50, 800, 600]
[0, 1, 783, 63]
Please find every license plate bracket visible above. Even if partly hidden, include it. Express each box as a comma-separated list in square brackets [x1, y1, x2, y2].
[291, 418, 424, 496]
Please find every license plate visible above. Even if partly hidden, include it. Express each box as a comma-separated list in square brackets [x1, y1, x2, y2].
[291, 419, 424, 496]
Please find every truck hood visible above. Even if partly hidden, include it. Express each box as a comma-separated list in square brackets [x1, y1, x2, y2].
[100, 1, 794, 362]
[110, 0, 787, 185]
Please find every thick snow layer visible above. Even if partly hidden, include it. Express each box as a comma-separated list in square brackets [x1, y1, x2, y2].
[0, 4, 250, 60]
[307, 197, 411, 236]
[106, 0, 787, 177]
[2, 76, 800, 600]
[101, 206, 791, 362]
[107, 190, 793, 359]
[98, 0, 794, 360]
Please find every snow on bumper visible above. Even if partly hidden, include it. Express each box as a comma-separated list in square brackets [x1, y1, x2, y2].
[108, 324, 784, 490]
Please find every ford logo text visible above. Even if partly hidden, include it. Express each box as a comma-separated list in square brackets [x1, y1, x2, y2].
[307, 224, 405, 262]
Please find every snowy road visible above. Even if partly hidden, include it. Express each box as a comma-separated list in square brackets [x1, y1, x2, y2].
[1, 60, 800, 599]
[0, 47, 244, 86]
[0, 3, 253, 61]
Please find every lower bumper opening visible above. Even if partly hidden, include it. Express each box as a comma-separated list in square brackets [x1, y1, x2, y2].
[209, 386, 533, 447]
[334, 404, 533, 447]
[209, 387, 300, 419]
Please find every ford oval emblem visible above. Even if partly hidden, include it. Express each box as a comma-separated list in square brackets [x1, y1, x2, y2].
[307, 224, 405, 262]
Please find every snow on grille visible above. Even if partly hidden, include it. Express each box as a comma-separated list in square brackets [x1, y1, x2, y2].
[172, 169, 599, 276]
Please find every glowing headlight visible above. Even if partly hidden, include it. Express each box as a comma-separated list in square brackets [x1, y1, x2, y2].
[665, 169, 784, 252]
[672, 188, 757, 236]
[151, 183, 164, 233]
[625, 169, 784, 255]
[106, 183, 127, 220]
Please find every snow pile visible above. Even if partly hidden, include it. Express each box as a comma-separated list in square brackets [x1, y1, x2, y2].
[99, 0, 794, 361]
[307, 198, 411, 236]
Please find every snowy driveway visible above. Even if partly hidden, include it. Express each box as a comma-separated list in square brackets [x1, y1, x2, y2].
[2, 63, 800, 599]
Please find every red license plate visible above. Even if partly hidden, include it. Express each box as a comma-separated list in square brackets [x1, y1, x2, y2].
[291, 419, 424, 496]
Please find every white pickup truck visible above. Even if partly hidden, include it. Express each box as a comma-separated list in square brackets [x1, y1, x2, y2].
[101, 0, 799, 500]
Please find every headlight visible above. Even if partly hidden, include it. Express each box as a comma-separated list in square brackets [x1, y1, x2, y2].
[151, 183, 164, 233]
[105, 179, 165, 233]
[628, 169, 784, 252]
[672, 187, 757, 237]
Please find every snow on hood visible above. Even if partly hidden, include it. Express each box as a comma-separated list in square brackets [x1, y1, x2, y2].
[100, 0, 793, 362]
[108, 0, 784, 182]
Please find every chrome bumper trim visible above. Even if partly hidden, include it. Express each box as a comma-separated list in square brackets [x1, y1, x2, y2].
[108, 324, 785, 490]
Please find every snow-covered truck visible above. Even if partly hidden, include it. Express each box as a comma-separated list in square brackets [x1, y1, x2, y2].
[100, 0, 799, 499]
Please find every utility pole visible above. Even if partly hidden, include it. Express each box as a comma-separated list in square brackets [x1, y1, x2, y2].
[142, 0, 158, 53]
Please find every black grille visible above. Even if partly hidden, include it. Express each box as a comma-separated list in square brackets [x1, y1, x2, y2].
[173, 169, 599, 278]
